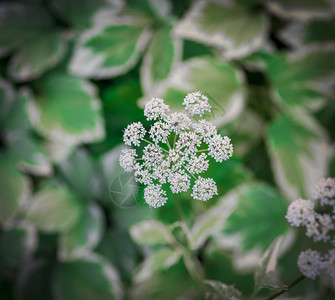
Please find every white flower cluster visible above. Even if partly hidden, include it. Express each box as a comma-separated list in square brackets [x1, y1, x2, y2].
[298, 249, 335, 279]
[286, 177, 335, 279]
[119, 92, 233, 208]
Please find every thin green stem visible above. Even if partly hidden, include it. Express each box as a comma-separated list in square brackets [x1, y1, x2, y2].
[143, 139, 169, 153]
[173, 133, 177, 148]
[266, 276, 305, 300]
[196, 149, 208, 153]
[182, 165, 197, 180]
[166, 138, 172, 150]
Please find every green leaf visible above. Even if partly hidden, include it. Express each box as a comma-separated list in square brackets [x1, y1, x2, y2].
[0, 223, 37, 269]
[96, 229, 139, 282]
[267, 0, 335, 20]
[280, 18, 335, 47]
[140, 55, 245, 126]
[1, 88, 32, 135]
[174, 0, 268, 59]
[141, 22, 181, 94]
[50, 0, 123, 29]
[182, 250, 205, 283]
[0, 3, 66, 80]
[53, 254, 123, 300]
[59, 204, 103, 260]
[266, 110, 333, 200]
[223, 184, 290, 252]
[130, 220, 176, 245]
[265, 45, 335, 111]
[26, 184, 82, 233]
[0, 152, 30, 225]
[131, 260, 200, 300]
[59, 148, 96, 198]
[208, 157, 254, 199]
[135, 247, 183, 281]
[8, 32, 66, 82]
[8, 134, 52, 176]
[70, 14, 152, 78]
[254, 236, 284, 292]
[204, 246, 254, 295]
[189, 194, 238, 250]
[29, 72, 105, 145]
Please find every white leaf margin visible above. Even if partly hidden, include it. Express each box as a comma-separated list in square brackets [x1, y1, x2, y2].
[266, 0, 335, 21]
[211, 184, 296, 272]
[265, 108, 334, 201]
[140, 28, 182, 95]
[130, 220, 177, 246]
[174, 0, 269, 59]
[55, 253, 124, 300]
[8, 33, 67, 83]
[58, 204, 104, 261]
[29, 78, 105, 146]
[139, 56, 245, 127]
[69, 13, 153, 79]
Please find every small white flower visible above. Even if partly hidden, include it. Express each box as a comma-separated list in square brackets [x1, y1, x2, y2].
[305, 213, 334, 243]
[168, 171, 191, 194]
[144, 184, 167, 208]
[164, 148, 186, 173]
[119, 148, 137, 172]
[193, 119, 217, 143]
[175, 131, 202, 154]
[208, 134, 233, 162]
[298, 249, 324, 279]
[183, 91, 211, 117]
[144, 98, 170, 120]
[188, 153, 209, 174]
[192, 176, 218, 201]
[134, 167, 152, 185]
[142, 144, 164, 170]
[123, 122, 146, 146]
[313, 177, 335, 206]
[286, 198, 315, 227]
[324, 249, 335, 278]
[149, 121, 171, 144]
[166, 112, 192, 133]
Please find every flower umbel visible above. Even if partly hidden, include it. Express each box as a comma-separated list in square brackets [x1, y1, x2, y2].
[120, 92, 233, 208]
[286, 177, 335, 279]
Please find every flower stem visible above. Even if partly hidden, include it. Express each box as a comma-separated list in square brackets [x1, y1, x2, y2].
[173, 133, 177, 147]
[266, 276, 305, 300]
[182, 165, 197, 180]
[143, 139, 169, 153]
[196, 149, 208, 153]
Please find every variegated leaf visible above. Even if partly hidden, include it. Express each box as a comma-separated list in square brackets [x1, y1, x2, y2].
[29, 72, 105, 145]
[174, 0, 268, 59]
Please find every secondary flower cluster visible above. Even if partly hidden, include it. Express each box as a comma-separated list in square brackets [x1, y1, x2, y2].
[286, 177, 335, 279]
[119, 92, 233, 208]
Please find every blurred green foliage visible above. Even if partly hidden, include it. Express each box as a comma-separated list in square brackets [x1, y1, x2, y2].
[0, 0, 335, 299]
